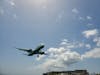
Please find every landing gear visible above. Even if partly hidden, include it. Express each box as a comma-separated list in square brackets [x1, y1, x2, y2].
[37, 55, 39, 57]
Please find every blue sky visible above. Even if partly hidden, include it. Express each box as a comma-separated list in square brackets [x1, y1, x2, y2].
[0, 0, 100, 75]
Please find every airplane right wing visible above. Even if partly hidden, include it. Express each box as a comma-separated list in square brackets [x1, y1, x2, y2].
[34, 44, 45, 52]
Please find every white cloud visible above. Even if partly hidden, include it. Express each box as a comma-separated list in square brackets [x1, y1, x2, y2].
[13, 14, 17, 19]
[61, 39, 90, 49]
[86, 16, 92, 20]
[82, 29, 98, 38]
[72, 8, 79, 14]
[93, 37, 100, 47]
[60, 41, 67, 45]
[79, 16, 83, 20]
[62, 39, 69, 42]
[79, 16, 85, 21]
[87, 23, 94, 26]
[9, 0, 16, 7]
[79, 16, 93, 21]
[42, 47, 81, 69]
[82, 48, 100, 58]
[0, 8, 4, 15]
[85, 44, 91, 49]
[82, 29, 100, 47]
[47, 47, 66, 56]
[56, 11, 64, 23]
[78, 43, 84, 47]
[60, 39, 77, 49]
[60, 39, 69, 45]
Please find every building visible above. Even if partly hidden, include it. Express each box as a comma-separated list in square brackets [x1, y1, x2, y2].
[43, 70, 89, 75]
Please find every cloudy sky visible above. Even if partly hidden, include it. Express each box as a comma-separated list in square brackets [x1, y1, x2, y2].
[0, 0, 100, 75]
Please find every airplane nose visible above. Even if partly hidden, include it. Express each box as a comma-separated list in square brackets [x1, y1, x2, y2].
[42, 45, 45, 47]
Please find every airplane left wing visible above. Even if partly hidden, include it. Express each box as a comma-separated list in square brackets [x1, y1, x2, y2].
[16, 48, 32, 53]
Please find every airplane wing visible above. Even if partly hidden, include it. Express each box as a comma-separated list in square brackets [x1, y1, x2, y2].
[16, 48, 32, 53]
[34, 44, 44, 52]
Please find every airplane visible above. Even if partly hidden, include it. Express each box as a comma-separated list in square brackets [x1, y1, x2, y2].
[16, 44, 46, 57]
